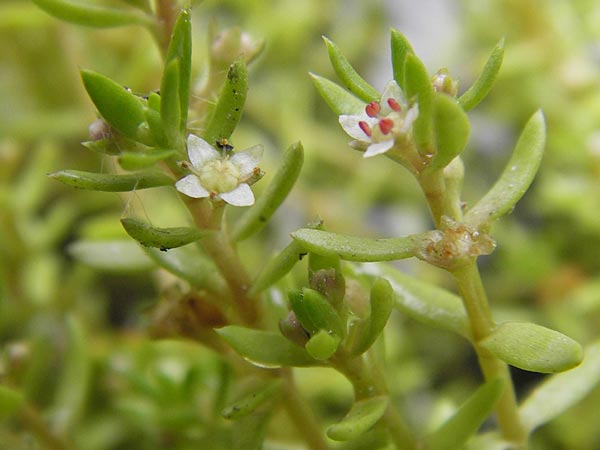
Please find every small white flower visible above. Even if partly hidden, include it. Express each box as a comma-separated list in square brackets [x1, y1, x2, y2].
[175, 135, 262, 206]
[339, 81, 418, 158]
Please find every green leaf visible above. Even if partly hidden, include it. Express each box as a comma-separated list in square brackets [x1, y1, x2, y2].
[480, 322, 583, 373]
[323, 36, 379, 103]
[120, 218, 211, 250]
[144, 105, 168, 147]
[458, 37, 505, 111]
[81, 138, 121, 155]
[431, 93, 470, 169]
[165, 8, 191, 133]
[0, 385, 24, 419]
[118, 149, 177, 170]
[305, 329, 341, 360]
[327, 396, 389, 441]
[203, 58, 248, 146]
[48, 169, 173, 191]
[289, 288, 346, 338]
[348, 278, 394, 356]
[233, 411, 272, 450]
[222, 380, 281, 420]
[81, 70, 149, 142]
[390, 28, 414, 91]
[144, 245, 226, 295]
[404, 53, 435, 154]
[160, 59, 183, 149]
[424, 378, 504, 450]
[464, 432, 511, 450]
[520, 339, 600, 431]
[31, 0, 154, 28]
[216, 326, 318, 368]
[465, 110, 546, 227]
[356, 264, 470, 338]
[232, 142, 304, 241]
[249, 240, 306, 295]
[291, 228, 420, 262]
[68, 239, 155, 272]
[310, 73, 365, 115]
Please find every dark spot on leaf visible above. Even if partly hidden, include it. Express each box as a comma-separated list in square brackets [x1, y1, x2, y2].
[160, 246, 169, 252]
[298, 252, 308, 260]
[259, 216, 267, 222]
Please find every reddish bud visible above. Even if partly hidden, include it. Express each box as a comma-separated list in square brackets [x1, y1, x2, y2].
[379, 118, 394, 135]
[358, 121, 372, 137]
[387, 98, 402, 112]
[365, 101, 381, 117]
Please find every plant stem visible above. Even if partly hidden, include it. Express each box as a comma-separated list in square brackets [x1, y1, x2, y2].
[451, 263, 528, 446]
[280, 369, 331, 450]
[20, 404, 74, 450]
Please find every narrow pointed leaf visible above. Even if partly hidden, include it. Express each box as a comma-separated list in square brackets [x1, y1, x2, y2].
[431, 93, 470, 169]
[323, 37, 379, 102]
[144, 106, 168, 147]
[291, 228, 421, 262]
[250, 240, 306, 295]
[232, 411, 271, 450]
[310, 73, 365, 115]
[216, 326, 318, 368]
[327, 396, 389, 441]
[391, 28, 414, 91]
[289, 288, 345, 338]
[81, 70, 148, 142]
[222, 380, 281, 420]
[68, 239, 155, 272]
[118, 149, 177, 170]
[120, 218, 211, 250]
[160, 59, 182, 148]
[203, 58, 248, 146]
[348, 278, 394, 356]
[48, 169, 173, 191]
[165, 8, 191, 132]
[233, 142, 304, 241]
[31, 0, 154, 28]
[404, 53, 434, 154]
[0, 386, 24, 419]
[424, 378, 504, 450]
[480, 322, 583, 373]
[465, 110, 545, 227]
[305, 329, 341, 360]
[520, 339, 600, 431]
[459, 37, 505, 111]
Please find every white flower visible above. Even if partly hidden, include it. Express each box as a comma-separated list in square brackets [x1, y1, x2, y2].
[175, 135, 263, 206]
[339, 81, 418, 158]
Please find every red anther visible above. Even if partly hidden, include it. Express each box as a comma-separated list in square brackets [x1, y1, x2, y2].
[358, 121, 372, 137]
[387, 98, 402, 112]
[365, 101, 381, 117]
[379, 118, 394, 135]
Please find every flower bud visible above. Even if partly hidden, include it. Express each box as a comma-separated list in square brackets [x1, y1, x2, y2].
[279, 311, 310, 347]
[432, 68, 459, 97]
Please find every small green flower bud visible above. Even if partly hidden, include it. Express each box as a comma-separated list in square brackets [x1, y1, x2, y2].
[432, 68, 459, 97]
[309, 268, 346, 310]
[279, 311, 310, 347]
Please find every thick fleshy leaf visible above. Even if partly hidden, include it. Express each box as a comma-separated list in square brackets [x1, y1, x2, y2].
[81, 70, 148, 142]
[520, 339, 600, 432]
[289, 288, 346, 338]
[165, 8, 191, 133]
[249, 240, 306, 295]
[310, 73, 365, 115]
[431, 93, 470, 169]
[458, 37, 505, 111]
[118, 149, 177, 170]
[291, 229, 422, 262]
[120, 218, 211, 250]
[305, 329, 341, 360]
[480, 322, 583, 373]
[327, 396, 389, 441]
[144, 245, 226, 294]
[404, 53, 434, 154]
[160, 59, 182, 149]
[464, 432, 511, 450]
[31, 0, 154, 28]
[348, 278, 394, 356]
[465, 110, 546, 227]
[222, 380, 281, 420]
[424, 378, 504, 450]
[391, 28, 414, 91]
[68, 239, 155, 272]
[323, 37, 379, 103]
[232, 142, 304, 241]
[0, 385, 24, 419]
[48, 169, 173, 191]
[216, 326, 318, 368]
[203, 58, 248, 146]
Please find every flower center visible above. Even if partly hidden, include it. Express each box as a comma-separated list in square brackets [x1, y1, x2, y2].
[359, 98, 403, 142]
[198, 159, 240, 193]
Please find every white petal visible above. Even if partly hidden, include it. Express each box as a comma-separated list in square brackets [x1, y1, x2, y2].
[380, 80, 405, 115]
[219, 183, 255, 206]
[401, 104, 419, 133]
[339, 115, 377, 140]
[363, 140, 394, 158]
[187, 134, 219, 168]
[231, 144, 263, 178]
[175, 174, 210, 198]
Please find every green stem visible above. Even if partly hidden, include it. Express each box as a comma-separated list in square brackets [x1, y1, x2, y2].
[20, 404, 74, 450]
[280, 369, 331, 450]
[451, 263, 528, 446]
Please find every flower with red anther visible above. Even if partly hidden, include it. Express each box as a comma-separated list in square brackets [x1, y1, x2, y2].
[339, 81, 418, 158]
